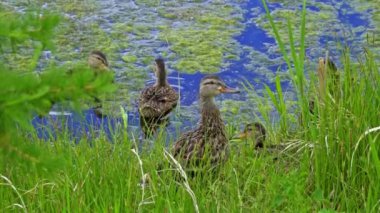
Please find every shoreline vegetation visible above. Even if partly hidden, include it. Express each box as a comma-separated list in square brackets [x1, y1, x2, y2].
[1, 0, 380, 212]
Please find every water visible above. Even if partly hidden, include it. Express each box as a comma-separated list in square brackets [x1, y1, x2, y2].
[2, 0, 378, 141]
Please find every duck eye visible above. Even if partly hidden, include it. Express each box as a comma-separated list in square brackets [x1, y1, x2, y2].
[96, 56, 102, 62]
[204, 81, 215, 85]
[95, 56, 107, 65]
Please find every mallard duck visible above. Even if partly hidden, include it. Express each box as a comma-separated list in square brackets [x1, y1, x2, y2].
[88, 50, 109, 72]
[87, 50, 110, 118]
[172, 75, 240, 168]
[236, 122, 266, 148]
[38, 51, 110, 118]
[139, 58, 179, 138]
[235, 123, 290, 157]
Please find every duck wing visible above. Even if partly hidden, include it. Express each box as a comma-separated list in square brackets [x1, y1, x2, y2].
[139, 86, 178, 119]
[172, 128, 230, 167]
[172, 128, 205, 165]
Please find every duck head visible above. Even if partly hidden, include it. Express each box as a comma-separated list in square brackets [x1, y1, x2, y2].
[237, 122, 266, 148]
[88, 50, 109, 71]
[200, 75, 240, 99]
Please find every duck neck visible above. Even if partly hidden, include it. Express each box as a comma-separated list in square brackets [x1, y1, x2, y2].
[200, 96, 224, 130]
[156, 68, 167, 87]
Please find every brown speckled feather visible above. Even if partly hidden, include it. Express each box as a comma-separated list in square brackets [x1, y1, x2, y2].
[139, 85, 178, 118]
[172, 100, 229, 167]
[172, 128, 229, 168]
[171, 75, 240, 169]
[139, 84, 178, 137]
[138, 58, 178, 137]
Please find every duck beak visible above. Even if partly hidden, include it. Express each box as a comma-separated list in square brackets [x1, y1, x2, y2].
[219, 86, 240, 94]
[101, 64, 110, 71]
[235, 132, 247, 140]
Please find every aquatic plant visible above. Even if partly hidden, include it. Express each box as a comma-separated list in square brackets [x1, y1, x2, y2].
[159, 4, 243, 73]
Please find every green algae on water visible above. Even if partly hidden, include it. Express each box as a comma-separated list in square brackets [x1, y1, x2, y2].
[157, 3, 244, 73]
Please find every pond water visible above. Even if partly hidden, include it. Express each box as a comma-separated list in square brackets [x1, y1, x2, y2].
[2, 0, 379, 141]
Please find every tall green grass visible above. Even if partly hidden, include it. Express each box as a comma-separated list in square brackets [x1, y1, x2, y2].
[261, 0, 380, 211]
[1, 0, 380, 212]
[1, 123, 313, 212]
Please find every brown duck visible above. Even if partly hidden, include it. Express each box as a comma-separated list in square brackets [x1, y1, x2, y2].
[172, 75, 239, 168]
[236, 122, 266, 149]
[139, 58, 179, 138]
[38, 51, 110, 118]
[88, 50, 109, 72]
[87, 50, 111, 118]
[236, 123, 290, 154]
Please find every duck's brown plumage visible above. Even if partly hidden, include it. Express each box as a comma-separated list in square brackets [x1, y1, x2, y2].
[172, 75, 239, 167]
[88, 50, 109, 72]
[39, 50, 110, 118]
[139, 58, 179, 137]
[87, 50, 110, 118]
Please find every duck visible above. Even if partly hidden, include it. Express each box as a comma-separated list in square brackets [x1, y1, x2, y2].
[236, 122, 266, 149]
[38, 51, 110, 118]
[138, 58, 179, 138]
[172, 75, 240, 168]
[88, 50, 109, 72]
[87, 50, 110, 118]
[235, 123, 291, 157]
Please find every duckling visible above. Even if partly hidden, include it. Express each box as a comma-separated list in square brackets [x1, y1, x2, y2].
[139, 58, 179, 138]
[88, 50, 109, 72]
[236, 122, 266, 149]
[235, 123, 290, 157]
[38, 51, 110, 118]
[87, 50, 110, 118]
[172, 75, 240, 168]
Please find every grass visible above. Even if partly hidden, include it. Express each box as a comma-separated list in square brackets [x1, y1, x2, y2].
[1, 128, 313, 212]
[1, 0, 380, 212]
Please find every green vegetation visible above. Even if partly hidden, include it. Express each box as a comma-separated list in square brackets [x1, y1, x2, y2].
[260, 0, 380, 211]
[1, 1, 380, 212]
[158, 4, 243, 73]
[0, 7, 115, 188]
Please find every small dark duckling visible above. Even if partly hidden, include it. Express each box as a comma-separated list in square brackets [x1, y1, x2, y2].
[139, 58, 179, 138]
[235, 123, 289, 159]
[236, 122, 266, 149]
[172, 75, 240, 168]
